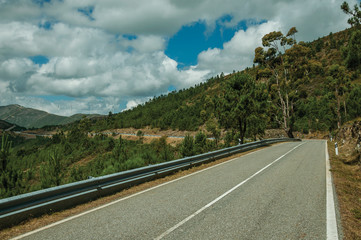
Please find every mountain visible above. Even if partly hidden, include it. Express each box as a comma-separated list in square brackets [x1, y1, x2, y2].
[0, 119, 14, 130]
[1, 24, 361, 205]
[0, 104, 100, 129]
[0, 119, 25, 131]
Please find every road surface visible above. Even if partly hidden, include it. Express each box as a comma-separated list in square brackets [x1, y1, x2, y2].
[14, 140, 340, 239]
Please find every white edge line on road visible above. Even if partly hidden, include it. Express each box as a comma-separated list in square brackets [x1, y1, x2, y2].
[154, 142, 305, 240]
[12, 141, 288, 239]
[325, 141, 339, 240]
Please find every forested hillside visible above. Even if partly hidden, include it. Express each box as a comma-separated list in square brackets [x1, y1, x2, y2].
[93, 26, 360, 139]
[1, 2, 361, 199]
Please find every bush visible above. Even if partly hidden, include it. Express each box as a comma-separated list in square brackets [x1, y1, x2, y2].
[347, 85, 361, 119]
[181, 134, 194, 157]
[194, 131, 207, 154]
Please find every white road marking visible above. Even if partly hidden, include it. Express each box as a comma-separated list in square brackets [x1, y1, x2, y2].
[325, 141, 339, 240]
[12, 142, 278, 239]
[154, 142, 304, 240]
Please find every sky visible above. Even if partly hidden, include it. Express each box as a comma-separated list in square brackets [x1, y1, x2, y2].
[0, 0, 357, 116]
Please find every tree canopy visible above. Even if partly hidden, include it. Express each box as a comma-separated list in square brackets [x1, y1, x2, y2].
[216, 73, 268, 143]
[341, 1, 361, 27]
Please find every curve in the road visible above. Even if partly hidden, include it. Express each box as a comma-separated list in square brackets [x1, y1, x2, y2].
[12, 140, 340, 240]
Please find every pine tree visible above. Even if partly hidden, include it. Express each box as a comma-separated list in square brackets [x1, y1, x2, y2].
[0, 134, 12, 172]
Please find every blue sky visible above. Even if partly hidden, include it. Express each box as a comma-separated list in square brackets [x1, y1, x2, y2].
[31, 15, 250, 69]
[30, 55, 49, 66]
[0, 0, 354, 116]
[165, 16, 249, 68]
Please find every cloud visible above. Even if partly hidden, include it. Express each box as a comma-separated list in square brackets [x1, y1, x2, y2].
[0, 0, 356, 115]
[196, 21, 281, 75]
[125, 99, 148, 111]
[22, 51, 208, 97]
[0, 58, 37, 80]
[121, 35, 166, 52]
[0, 21, 118, 60]
[194, 0, 354, 76]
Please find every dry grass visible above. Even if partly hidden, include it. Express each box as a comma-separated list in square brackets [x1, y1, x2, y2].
[328, 141, 361, 240]
[0, 146, 268, 240]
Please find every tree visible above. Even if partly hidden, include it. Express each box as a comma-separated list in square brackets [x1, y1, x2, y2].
[346, 84, 361, 119]
[136, 130, 144, 143]
[254, 27, 309, 138]
[0, 134, 12, 172]
[181, 134, 194, 157]
[224, 131, 233, 147]
[341, 1, 361, 27]
[344, 30, 361, 69]
[40, 148, 62, 188]
[206, 114, 221, 146]
[341, 2, 361, 70]
[326, 64, 350, 128]
[194, 131, 207, 154]
[247, 83, 269, 140]
[217, 73, 268, 144]
[112, 136, 128, 162]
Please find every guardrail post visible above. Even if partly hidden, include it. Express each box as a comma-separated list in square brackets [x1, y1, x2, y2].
[0, 137, 300, 229]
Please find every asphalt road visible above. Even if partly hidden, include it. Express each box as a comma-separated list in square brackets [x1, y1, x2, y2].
[15, 140, 339, 240]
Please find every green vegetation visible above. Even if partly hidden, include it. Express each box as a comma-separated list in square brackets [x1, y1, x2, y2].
[1, 1, 360, 199]
[0, 118, 225, 198]
[254, 27, 303, 137]
[215, 73, 268, 143]
[341, 1, 361, 27]
[92, 83, 215, 132]
[0, 120, 25, 132]
[0, 134, 12, 172]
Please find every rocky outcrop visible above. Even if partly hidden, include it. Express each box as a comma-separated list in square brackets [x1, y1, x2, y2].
[336, 120, 361, 165]
[337, 120, 361, 146]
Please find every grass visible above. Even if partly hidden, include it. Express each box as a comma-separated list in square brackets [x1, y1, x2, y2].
[328, 141, 361, 239]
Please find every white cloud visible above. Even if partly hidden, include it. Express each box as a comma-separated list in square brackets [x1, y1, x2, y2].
[0, 58, 37, 80]
[194, 0, 354, 76]
[0, 21, 118, 60]
[0, 0, 356, 115]
[121, 35, 166, 52]
[2, 50, 209, 99]
[125, 99, 147, 111]
[196, 21, 281, 75]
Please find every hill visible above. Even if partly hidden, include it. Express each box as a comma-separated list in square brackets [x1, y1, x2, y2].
[91, 27, 360, 138]
[1, 18, 361, 206]
[1, 3, 361, 236]
[0, 104, 101, 129]
[0, 119, 25, 132]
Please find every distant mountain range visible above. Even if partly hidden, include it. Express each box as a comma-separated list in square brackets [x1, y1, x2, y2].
[0, 104, 101, 129]
[0, 119, 25, 131]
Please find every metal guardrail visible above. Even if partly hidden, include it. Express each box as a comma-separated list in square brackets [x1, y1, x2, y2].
[0, 138, 300, 229]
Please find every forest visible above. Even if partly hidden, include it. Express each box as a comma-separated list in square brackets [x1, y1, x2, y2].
[1, 1, 361, 198]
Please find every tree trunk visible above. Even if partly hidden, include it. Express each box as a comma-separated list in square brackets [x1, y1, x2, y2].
[336, 88, 341, 129]
[287, 127, 294, 138]
[243, 120, 247, 143]
[274, 70, 294, 138]
[238, 117, 246, 144]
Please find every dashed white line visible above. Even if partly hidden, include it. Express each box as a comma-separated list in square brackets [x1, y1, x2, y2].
[154, 142, 304, 240]
[12, 141, 273, 240]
